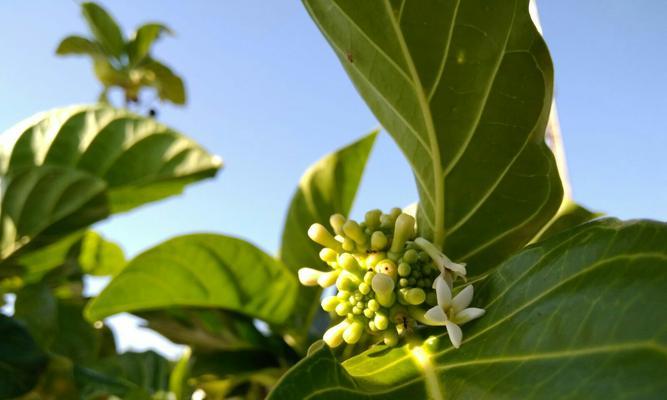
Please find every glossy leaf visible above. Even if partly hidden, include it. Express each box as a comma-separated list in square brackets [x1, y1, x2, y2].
[55, 35, 102, 57]
[269, 219, 667, 399]
[533, 200, 601, 242]
[304, 0, 562, 272]
[81, 2, 125, 58]
[142, 59, 187, 104]
[86, 234, 298, 325]
[279, 132, 377, 341]
[0, 314, 49, 399]
[128, 23, 173, 65]
[0, 105, 221, 260]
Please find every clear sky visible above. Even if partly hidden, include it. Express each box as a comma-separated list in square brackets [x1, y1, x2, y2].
[1, 1, 665, 357]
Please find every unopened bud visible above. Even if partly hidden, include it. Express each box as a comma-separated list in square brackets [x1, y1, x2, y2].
[342, 237, 355, 252]
[390, 214, 416, 253]
[336, 271, 360, 291]
[405, 288, 425, 305]
[343, 321, 363, 344]
[372, 273, 396, 307]
[343, 220, 367, 245]
[370, 231, 388, 250]
[335, 302, 351, 316]
[403, 249, 418, 264]
[414, 237, 467, 277]
[321, 296, 339, 312]
[329, 214, 346, 235]
[323, 320, 349, 348]
[367, 299, 380, 311]
[397, 262, 411, 277]
[374, 313, 389, 330]
[358, 282, 370, 295]
[298, 268, 322, 286]
[364, 209, 382, 229]
[308, 223, 341, 250]
[317, 270, 339, 288]
[319, 248, 338, 263]
[376, 259, 397, 279]
[339, 253, 360, 271]
[383, 330, 398, 346]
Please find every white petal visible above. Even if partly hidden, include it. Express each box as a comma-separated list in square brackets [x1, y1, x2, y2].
[445, 320, 463, 349]
[452, 285, 474, 313]
[454, 307, 485, 325]
[298, 268, 321, 286]
[424, 306, 447, 325]
[434, 275, 452, 310]
[445, 260, 467, 276]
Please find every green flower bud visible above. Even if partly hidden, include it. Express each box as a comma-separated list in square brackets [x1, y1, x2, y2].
[354, 292, 363, 301]
[399, 278, 409, 287]
[343, 220, 367, 245]
[390, 214, 416, 253]
[297, 268, 322, 286]
[380, 213, 395, 229]
[329, 213, 346, 235]
[338, 253, 360, 271]
[349, 297, 357, 306]
[308, 223, 341, 250]
[389, 207, 402, 219]
[412, 270, 422, 278]
[424, 336, 439, 352]
[426, 291, 437, 306]
[370, 231, 388, 250]
[364, 209, 382, 229]
[352, 306, 363, 315]
[337, 290, 350, 300]
[408, 277, 416, 286]
[343, 322, 364, 344]
[374, 313, 389, 330]
[335, 302, 351, 316]
[376, 259, 398, 279]
[405, 288, 426, 305]
[367, 299, 380, 311]
[398, 262, 411, 277]
[317, 270, 340, 288]
[363, 271, 375, 284]
[403, 249, 418, 264]
[383, 330, 399, 347]
[366, 252, 386, 268]
[358, 282, 370, 295]
[321, 296, 339, 312]
[342, 237, 355, 252]
[372, 273, 396, 307]
[418, 278, 428, 288]
[336, 271, 359, 291]
[418, 251, 430, 262]
[368, 321, 377, 331]
[323, 320, 349, 348]
[319, 248, 338, 264]
[363, 308, 374, 319]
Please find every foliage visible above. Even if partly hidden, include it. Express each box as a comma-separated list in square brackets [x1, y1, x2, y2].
[56, 2, 186, 109]
[1, 1, 664, 399]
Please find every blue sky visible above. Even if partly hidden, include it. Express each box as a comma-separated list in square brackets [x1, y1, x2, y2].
[1, 1, 665, 356]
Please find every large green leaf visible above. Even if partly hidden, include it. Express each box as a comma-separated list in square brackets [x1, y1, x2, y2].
[279, 132, 377, 343]
[0, 105, 221, 260]
[0, 314, 49, 399]
[269, 219, 667, 399]
[85, 234, 298, 325]
[304, 0, 562, 272]
[81, 2, 125, 58]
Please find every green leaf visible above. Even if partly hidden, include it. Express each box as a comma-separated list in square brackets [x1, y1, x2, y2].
[0, 105, 222, 260]
[0, 314, 49, 399]
[142, 59, 187, 105]
[533, 200, 601, 242]
[79, 231, 126, 276]
[13, 282, 58, 348]
[304, 0, 562, 272]
[55, 35, 103, 57]
[269, 219, 667, 399]
[81, 2, 125, 58]
[127, 23, 173, 65]
[85, 234, 298, 325]
[279, 132, 377, 342]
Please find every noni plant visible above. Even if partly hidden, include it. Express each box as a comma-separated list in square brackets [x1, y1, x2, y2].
[1, 1, 665, 400]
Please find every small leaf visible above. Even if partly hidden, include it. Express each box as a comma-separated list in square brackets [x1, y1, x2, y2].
[279, 132, 377, 344]
[79, 231, 126, 276]
[55, 35, 102, 57]
[85, 234, 298, 325]
[81, 2, 125, 58]
[0, 105, 221, 260]
[0, 314, 49, 399]
[142, 59, 187, 105]
[304, 0, 563, 272]
[127, 23, 173, 65]
[269, 219, 667, 399]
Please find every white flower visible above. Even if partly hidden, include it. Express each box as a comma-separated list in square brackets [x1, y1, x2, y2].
[414, 237, 467, 279]
[424, 277, 485, 349]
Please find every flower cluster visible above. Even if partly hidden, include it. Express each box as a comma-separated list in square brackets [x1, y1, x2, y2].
[298, 208, 485, 349]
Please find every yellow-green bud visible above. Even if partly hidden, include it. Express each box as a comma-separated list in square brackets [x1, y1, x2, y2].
[399, 278, 409, 287]
[342, 238, 355, 252]
[329, 213, 346, 235]
[335, 302, 351, 316]
[426, 291, 437, 306]
[319, 248, 338, 263]
[405, 288, 426, 305]
[297, 268, 322, 286]
[343, 321, 363, 344]
[343, 220, 367, 245]
[368, 321, 377, 331]
[363, 271, 375, 284]
[321, 296, 339, 312]
[397, 262, 411, 277]
[364, 209, 382, 229]
[372, 273, 396, 307]
[337, 290, 350, 300]
[383, 330, 399, 346]
[366, 252, 386, 268]
[323, 320, 349, 348]
[380, 214, 394, 229]
[358, 282, 370, 295]
[390, 214, 416, 253]
[308, 223, 341, 250]
[370, 231, 388, 250]
[403, 249, 418, 264]
[317, 270, 340, 288]
[336, 272, 359, 291]
[367, 299, 379, 311]
[389, 207, 402, 219]
[363, 308, 374, 318]
[374, 313, 389, 330]
[338, 253, 360, 271]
